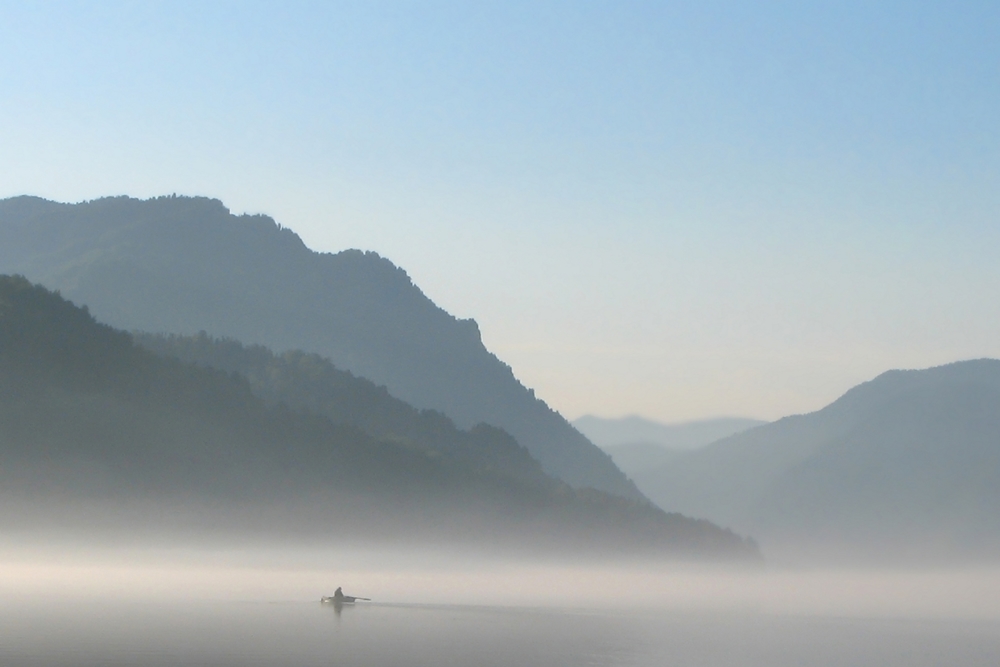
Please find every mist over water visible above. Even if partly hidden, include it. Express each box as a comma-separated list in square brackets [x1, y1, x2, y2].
[3, 541, 1000, 666]
[3, 1, 999, 664]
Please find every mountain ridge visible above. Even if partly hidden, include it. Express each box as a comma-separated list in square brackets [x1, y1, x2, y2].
[0, 195, 641, 500]
[132, 331, 552, 488]
[0, 274, 757, 559]
[573, 415, 765, 479]
[631, 359, 1000, 561]
[574, 415, 764, 451]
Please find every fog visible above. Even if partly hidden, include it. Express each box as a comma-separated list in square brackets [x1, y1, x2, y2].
[4, 539, 1000, 618]
[4, 537, 1000, 666]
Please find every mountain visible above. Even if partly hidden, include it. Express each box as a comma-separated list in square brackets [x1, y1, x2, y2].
[632, 360, 1000, 561]
[133, 331, 550, 488]
[573, 415, 764, 479]
[0, 275, 757, 558]
[574, 415, 764, 451]
[0, 195, 640, 500]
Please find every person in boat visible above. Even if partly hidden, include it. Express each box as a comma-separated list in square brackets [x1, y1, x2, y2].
[322, 587, 367, 604]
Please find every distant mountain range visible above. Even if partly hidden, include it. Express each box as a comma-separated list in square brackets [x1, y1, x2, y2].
[7, 195, 995, 564]
[0, 195, 640, 500]
[631, 360, 1000, 562]
[0, 275, 755, 558]
[573, 415, 764, 479]
[574, 415, 764, 450]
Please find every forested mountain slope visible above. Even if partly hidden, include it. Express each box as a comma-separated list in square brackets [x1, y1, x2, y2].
[0, 275, 754, 558]
[134, 332, 550, 488]
[0, 195, 639, 500]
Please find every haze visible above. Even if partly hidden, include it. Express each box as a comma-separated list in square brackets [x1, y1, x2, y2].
[2, 3, 1000, 665]
[4, 542, 1000, 620]
[3, 2, 999, 422]
[3, 541, 1000, 666]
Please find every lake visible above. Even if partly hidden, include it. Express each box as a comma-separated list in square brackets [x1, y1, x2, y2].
[2, 546, 1000, 666]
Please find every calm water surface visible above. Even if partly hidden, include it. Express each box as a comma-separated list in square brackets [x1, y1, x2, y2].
[4, 548, 1000, 666]
[2, 597, 999, 667]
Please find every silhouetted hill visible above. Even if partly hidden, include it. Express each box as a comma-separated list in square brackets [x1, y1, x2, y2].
[0, 275, 755, 559]
[633, 360, 1000, 561]
[0, 195, 640, 500]
[133, 332, 551, 488]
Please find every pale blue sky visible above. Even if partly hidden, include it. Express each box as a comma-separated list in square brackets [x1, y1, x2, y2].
[2, 1, 998, 421]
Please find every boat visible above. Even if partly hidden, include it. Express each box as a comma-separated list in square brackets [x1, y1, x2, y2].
[321, 588, 370, 605]
[321, 595, 361, 604]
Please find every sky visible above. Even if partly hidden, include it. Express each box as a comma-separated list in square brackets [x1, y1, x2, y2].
[1, 1, 998, 423]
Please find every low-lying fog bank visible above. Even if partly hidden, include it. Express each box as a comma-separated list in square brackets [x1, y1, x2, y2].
[3, 541, 1000, 621]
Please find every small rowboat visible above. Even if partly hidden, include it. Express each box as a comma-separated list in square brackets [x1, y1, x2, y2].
[321, 595, 370, 604]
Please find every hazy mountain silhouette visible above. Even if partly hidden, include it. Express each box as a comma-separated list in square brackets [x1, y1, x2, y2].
[0, 275, 755, 558]
[133, 331, 551, 488]
[633, 360, 1000, 561]
[575, 415, 764, 450]
[0, 195, 640, 500]
[573, 415, 764, 479]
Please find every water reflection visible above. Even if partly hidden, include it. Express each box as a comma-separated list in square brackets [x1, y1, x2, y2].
[321, 598, 366, 617]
